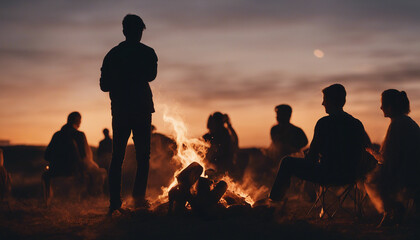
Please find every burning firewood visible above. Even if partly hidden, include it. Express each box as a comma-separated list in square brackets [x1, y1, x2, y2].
[176, 162, 203, 187]
[168, 162, 203, 214]
[168, 162, 229, 215]
[223, 190, 251, 207]
[189, 177, 227, 215]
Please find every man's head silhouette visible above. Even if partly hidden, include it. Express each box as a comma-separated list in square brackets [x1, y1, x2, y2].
[322, 84, 346, 114]
[67, 112, 81, 129]
[103, 128, 110, 138]
[123, 14, 146, 42]
[275, 104, 292, 124]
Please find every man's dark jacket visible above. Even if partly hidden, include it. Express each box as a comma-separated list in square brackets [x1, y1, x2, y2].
[100, 41, 158, 115]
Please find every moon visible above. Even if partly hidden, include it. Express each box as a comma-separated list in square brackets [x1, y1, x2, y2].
[314, 49, 324, 58]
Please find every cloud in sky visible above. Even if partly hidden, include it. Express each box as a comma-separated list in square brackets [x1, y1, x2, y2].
[157, 61, 420, 107]
[1, 0, 419, 146]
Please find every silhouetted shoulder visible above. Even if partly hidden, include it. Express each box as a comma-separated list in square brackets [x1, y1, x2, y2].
[314, 116, 331, 128]
[104, 42, 157, 59]
[76, 130, 87, 140]
[393, 115, 420, 129]
[138, 43, 158, 61]
[345, 113, 366, 130]
[139, 42, 156, 52]
[103, 45, 121, 59]
[290, 123, 305, 133]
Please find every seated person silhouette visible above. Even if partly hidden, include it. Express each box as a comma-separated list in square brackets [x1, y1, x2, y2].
[150, 125, 177, 163]
[265, 104, 310, 198]
[97, 128, 113, 172]
[267, 104, 308, 165]
[364, 89, 420, 227]
[203, 112, 238, 175]
[269, 84, 372, 202]
[42, 112, 106, 205]
[148, 125, 178, 197]
[0, 148, 12, 201]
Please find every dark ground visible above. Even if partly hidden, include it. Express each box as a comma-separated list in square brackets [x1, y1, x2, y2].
[1, 196, 420, 240]
[1, 145, 420, 240]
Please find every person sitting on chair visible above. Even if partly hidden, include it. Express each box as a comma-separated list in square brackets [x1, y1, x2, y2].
[365, 89, 420, 227]
[42, 112, 106, 205]
[269, 84, 372, 203]
[0, 148, 12, 201]
[266, 104, 308, 165]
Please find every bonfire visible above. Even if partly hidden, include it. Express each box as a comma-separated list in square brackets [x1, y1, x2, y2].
[151, 110, 263, 214]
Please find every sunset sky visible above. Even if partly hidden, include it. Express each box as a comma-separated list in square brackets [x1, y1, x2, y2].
[1, 0, 419, 147]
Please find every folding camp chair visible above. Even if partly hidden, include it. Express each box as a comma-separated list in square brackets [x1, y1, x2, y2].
[307, 181, 367, 219]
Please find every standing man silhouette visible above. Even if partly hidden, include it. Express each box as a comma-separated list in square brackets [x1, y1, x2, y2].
[100, 14, 158, 215]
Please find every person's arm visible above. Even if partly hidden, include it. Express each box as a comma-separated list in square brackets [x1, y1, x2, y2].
[270, 126, 278, 144]
[294, 127, 309, 150]
[360, 122, 372, 149]
[381, 123, 401, 171]
[76, 133, 88, 161]
[203, 133, 212, 142]
[362, 124, 383, 163]
[100, 51, 114, 92]
[45, 132, 59, 162]
[142, 49, 158, 82]
[305, 120, 322, 163]
[224, 115, 239, 150]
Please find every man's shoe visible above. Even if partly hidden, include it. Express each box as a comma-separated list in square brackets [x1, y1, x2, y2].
[107, 206, 131, 217]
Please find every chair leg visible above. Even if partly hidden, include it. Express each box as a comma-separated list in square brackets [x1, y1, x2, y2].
[308, 184, 363, 219]
[316, 184, 359, 219]
[307, 186, 324, 216]
[331, 185, 352, 218]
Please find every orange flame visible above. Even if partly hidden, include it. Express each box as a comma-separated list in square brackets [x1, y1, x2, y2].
[153, 108, 209, 206]
[221, 175, 255, 206]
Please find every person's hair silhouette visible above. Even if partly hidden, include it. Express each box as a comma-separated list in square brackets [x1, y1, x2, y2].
[321, 83, 346, 114]
[381, 89, 410, 117]
[123, 14, 146, 41]
[103, 128, 110, 138]
[275, 104, 292, 124]
[67, 111, 81, 129]
[203, 112, 238, 174]
[100, 14, 158, 215]
[267, 104, 308, 162]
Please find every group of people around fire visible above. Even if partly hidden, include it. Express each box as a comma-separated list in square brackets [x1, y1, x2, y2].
[1, 14, 419, 228]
